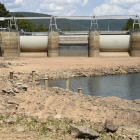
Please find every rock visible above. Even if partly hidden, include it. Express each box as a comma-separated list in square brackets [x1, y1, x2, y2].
[2, 88, 15, 95]
[133, 100, 140, 105]
[14, 88, 19, 93]
[22, 84, 28, 91]
[7, 99, 19, 105]
[93, 122, 106, 133]
[5, 118, 17, 124]
[15, 83, 22, 85]
[0, 120, 3, 124]
[70, 125, 100, 139]
[15, 126, 25, 132]
[26, 118, 32, 123]
[54, 114, 64, 120]
[123, 138, 130, 140]
[105, 119, 118, 132]
[47, 126, 58, 132]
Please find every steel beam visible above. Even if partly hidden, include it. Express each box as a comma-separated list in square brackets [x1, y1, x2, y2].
[3, 17, 52, 20]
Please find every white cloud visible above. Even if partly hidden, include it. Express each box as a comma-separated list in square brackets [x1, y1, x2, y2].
[109, 0, 140, 5]
[128, 4, 140, 15]
[93, 4, 127, 15]
[40, 3, 64, 11]
[81, 0, 88, 7]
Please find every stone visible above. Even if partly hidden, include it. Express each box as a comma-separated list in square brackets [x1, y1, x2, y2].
[14, 88, 19, 93]
[2, 88, 14, 94]
[105, 119, 118, 132]
[15, 83, 22, 85]
[70, 125, 100, 139]
[47, 126, 58, 132]
[15, 126, 25, 132]
[7, 99, 19, 105]
[0, 120, 3, 124]
[5, 118, 17, 124]
[123, 138, 130, 140]
[94, 122, 106, 133]
[22, 84, 28, 91]
[54, 114, 64, 120]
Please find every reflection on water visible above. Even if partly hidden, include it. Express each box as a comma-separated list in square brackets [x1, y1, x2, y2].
[40, 73, 140, 100]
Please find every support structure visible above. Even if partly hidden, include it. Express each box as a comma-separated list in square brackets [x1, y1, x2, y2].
[65, 78, 69, 90]
[130, 31, 140, 57]
[48, 31, 59, 57]
[1, 31, 20, 57]
[89, 30, 100, 57]
[0, 31, 2, 56]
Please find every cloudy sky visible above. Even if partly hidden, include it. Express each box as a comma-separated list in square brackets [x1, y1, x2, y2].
[1, 0, 140, 16]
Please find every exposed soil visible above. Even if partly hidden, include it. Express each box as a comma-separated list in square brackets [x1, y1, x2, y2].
[0, 57, 140, 140]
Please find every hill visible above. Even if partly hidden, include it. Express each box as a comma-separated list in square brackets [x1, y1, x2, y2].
[10, 12, 128, 31]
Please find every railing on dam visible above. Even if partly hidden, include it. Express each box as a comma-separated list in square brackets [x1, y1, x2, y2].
[0, 15, 140, 31]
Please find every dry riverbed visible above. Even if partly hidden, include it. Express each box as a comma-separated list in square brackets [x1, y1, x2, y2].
[0, 57, 140, 140]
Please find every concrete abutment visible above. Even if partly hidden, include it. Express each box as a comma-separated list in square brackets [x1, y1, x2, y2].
[1, 32, 20, 57]
[88, 30, 100, 57]
[130, 31, 140, 57]
[48, 31, 59, 57]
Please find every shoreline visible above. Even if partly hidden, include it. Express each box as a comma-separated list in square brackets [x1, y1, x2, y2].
[0, 57, 140, 139]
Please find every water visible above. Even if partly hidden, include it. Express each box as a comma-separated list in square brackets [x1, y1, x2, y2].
[40, 73, 140, 100]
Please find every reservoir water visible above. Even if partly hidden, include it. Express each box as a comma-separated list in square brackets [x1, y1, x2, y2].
[40, 73, 140, 100]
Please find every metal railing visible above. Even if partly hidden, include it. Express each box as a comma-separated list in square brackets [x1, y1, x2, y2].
[0, 15, 140, 31]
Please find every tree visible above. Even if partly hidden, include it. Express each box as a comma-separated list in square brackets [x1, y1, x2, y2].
[13, 13, 36, 31]
[62, 28, 71, 31]
[13, 13, 49, 32]
[0, 2, 11, 28]
[34, 24, 49, 32]
[122, 18, 139, 30]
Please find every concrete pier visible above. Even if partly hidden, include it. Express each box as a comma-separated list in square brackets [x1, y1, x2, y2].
[0, 32, 2, 56]
[48, 31, 59, 57]
[1, 32, 19, 57]
[89, 30, 100, 57]
[130, 31, 140, 57]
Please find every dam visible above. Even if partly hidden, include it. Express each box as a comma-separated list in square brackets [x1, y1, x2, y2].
[0, 15, 140, 57]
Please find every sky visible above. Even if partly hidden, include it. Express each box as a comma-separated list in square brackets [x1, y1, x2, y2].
[1, 0, 140, 16]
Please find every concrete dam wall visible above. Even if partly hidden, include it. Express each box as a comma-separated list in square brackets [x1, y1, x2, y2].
[1, 31, 140, 57]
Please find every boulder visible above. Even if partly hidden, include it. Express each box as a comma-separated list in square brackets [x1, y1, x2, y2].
[5, 118, 17, 124]
[70, 125, 100, 139]
[105, 119, 118, 132]
[15, 126, 25, 132]
[14, 88, 19, 93]
[0, 120, 3, 124]
[7, 98, 19, 105]
[54, 114, 64, 120]
[47, 126, 58, 132]
[22, 84, 28, 91]
[2, 88, 15, 95]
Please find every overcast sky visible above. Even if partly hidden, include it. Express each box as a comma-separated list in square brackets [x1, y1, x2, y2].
[1, 0, 140, 16]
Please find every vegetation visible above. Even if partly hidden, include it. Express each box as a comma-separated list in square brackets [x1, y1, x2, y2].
[0, 2, 10, 28]
[0, 115, 131, 140]
[13, 13, 49, 32]
[122, 18, 139, 30]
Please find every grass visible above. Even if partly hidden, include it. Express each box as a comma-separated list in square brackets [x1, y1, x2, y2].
[0, 115, 139, 140]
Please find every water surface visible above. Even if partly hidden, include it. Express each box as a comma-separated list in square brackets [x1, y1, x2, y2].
[40, 73, 140, 100]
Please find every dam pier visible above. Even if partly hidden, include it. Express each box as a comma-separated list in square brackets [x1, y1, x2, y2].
[0, 15, 140, 58]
